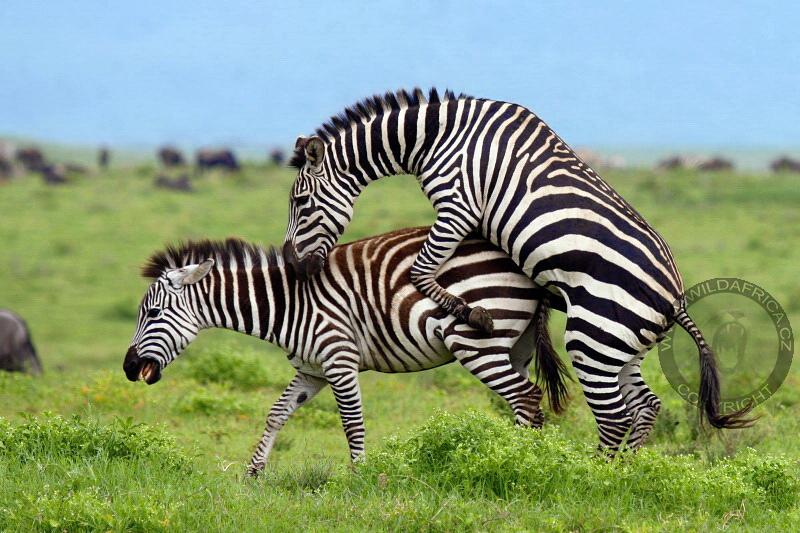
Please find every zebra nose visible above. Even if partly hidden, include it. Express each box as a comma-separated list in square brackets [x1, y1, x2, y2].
[305, 253, 324, 277]
[123, 346, 140, 382]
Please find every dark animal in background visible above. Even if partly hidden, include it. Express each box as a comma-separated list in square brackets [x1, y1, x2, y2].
[0, 156, 14, 181]
[154, 174, 193, 192]
[158, 146, 185, 167]
[269, 148, 285, 166]
[196, 148, 239, 171]
[40, 164, 68, 185]
[771, 156, 800, 173]
[697, 157, 734, 172]
[98, 147, 110, 169]
[15, 147, 46, 172]
[0, 309, 42, 374]
[657, 156, 684, 170]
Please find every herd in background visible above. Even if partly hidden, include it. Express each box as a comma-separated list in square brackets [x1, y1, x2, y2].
[655, 154, 800, 173]
[0, 146, 92, 184]
[2, 141, 800, 192]
[0, 142, 288, 190]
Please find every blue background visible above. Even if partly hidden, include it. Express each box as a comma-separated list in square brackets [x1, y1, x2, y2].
[1, 2, 797, 147]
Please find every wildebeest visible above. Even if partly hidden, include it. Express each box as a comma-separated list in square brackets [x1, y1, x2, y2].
[771, 156, 800, 173]
[269, 148, 285, 166]
[0, 156, 14, 180]
[158, 146, 185, 167]
[154, 174, 193, 192]
[657, 156, 685, 170]
[98, 147, 110, 169]
[40, 164, 68, 185]
[15, 147, 46, 172]
[196, 148, 239, 171]
[697, 157, 734, 172]
[0, 309, 42, 374]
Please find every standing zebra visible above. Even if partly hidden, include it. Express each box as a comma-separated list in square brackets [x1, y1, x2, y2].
[123, 227, 569, 475]
[282, 88, 752, 452]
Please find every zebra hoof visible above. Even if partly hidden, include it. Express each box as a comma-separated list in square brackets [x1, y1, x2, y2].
[468, 306, 494, 335]
[245, 464, 263, 478]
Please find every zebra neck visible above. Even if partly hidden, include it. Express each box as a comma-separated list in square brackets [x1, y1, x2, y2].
[193, 264, 302, 353]
[328, 104, 437, 183]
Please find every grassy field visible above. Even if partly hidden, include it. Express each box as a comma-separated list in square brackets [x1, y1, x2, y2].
[1, 163, 799, 531]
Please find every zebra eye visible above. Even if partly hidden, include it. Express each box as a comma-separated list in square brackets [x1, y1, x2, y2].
[146, 308, 162, 319]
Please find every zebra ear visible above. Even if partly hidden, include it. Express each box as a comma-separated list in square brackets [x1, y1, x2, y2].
[166, 259, 215, 287]
[183, 258, 215, 285]
[304, 136, 325, 168]
[294, 135, 308, 150]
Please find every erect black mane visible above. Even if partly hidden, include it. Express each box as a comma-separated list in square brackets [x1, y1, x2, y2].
[142, 238, 282, 279]
[289, 87, 471, 169]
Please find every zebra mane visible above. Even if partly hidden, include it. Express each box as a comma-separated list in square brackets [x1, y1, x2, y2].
[142, 238, 283, 279]
[289, 87, 471, 169]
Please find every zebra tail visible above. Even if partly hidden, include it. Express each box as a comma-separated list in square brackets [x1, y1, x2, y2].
[533, 296, 572, 414]
[674, 309, 755, 429]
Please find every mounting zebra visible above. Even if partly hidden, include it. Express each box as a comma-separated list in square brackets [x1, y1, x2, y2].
[282, 88, 753, 452]
[123, 227, 569, 475]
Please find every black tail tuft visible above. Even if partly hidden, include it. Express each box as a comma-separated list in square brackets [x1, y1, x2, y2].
[675, 309, 756, 429]
[533, 297, 572, 414]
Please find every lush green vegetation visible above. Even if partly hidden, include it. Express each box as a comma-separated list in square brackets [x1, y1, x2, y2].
[1, 164, 799, 531]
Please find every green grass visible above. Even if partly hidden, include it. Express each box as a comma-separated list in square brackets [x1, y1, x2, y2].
[1, 164, 799, 531]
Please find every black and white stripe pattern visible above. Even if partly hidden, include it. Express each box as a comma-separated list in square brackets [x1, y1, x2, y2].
[125, 227, 568, 475]
[283, 88, 751, 452]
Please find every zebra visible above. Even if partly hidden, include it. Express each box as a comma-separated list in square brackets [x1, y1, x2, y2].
[123, 227, 569, 475]
[281, 88, 753, 452]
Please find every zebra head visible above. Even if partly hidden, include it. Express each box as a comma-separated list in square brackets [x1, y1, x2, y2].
[123, 259, 214, 384]
[283, 135, 354, 280]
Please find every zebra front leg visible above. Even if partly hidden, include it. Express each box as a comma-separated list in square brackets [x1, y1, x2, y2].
[246, 372, 327, 477]
[410, 212, 494, 334]
[323, 356, 366, 461]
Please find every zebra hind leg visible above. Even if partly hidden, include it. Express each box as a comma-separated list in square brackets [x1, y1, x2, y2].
[246, 372, 327, 477]
[619, 353, 661, 451]
[507, 322, 546, 427]
[564, 321, 634, 455]
[447, 332, 544, 428]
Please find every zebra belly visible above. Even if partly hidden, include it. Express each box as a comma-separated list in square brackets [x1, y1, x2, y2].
[353, 316, 455, 374]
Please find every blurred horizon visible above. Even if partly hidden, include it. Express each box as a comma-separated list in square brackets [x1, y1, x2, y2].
[1, 1, 799, 149]
[4, 132, 798, 172]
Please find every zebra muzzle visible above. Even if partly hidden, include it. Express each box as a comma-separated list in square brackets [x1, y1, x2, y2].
[138, 359, 162, 385]
[303, 253, 325, 279]
[282, 241, 325, 281]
